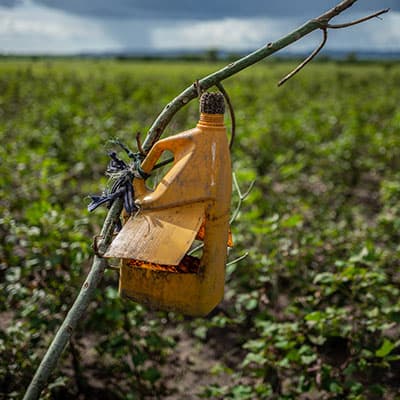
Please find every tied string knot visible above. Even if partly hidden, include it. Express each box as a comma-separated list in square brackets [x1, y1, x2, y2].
[88, 141, 149, 216]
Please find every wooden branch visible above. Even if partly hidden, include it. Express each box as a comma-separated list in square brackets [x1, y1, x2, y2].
[24, 1, 387, 399]
[142, 0, 380, 151]
[23, 198, 123, 400]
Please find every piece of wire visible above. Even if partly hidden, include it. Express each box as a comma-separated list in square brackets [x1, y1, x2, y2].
[216, 82, 236, 150]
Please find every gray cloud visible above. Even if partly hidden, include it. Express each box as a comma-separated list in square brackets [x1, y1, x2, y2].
[0, 0, 398, 54]
[32, 0, 400, 20]
[0, 0, 21, 6]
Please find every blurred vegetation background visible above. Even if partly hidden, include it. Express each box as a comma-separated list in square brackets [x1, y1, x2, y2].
[1, 59, 400, 399]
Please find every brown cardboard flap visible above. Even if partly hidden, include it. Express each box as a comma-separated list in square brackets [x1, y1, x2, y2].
[104, 202, 206, 266]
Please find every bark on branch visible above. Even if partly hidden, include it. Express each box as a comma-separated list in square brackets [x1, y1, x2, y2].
[23, 1, 387, 399]
[23, 199, 123, 400]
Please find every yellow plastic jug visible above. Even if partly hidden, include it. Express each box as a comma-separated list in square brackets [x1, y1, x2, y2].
[104, 92, 232, 316]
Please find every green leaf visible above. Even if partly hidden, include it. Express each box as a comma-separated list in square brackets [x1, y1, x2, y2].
[329, 382, 343, 394]
[375, 339, 396, 358]
[242, 352, 266, 367]
[281, 213, 304, 228]
[142, 367, 161, 383]
[313, 273, 334, 284]
[305, 311, 324, 322]
[301, 354, 317, 365]
[245, 298, 258, 310]
[194, 325, 207, 340]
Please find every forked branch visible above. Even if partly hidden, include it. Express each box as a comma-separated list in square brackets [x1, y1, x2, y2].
[143, 0, 389, 151]
[279, 7, 389, 86]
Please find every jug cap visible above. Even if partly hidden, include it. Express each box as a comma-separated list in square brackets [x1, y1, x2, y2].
[200, 92, 225, 114]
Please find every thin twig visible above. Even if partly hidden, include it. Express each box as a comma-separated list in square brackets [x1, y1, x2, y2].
[226, 252, 249, 267]
[187, 243, 204, 256]
[109, 138, 136, 160]
[230, 173, 256, 224]
[216, 82, 236, 149]
[326, 8, 389, 29]
[153, 157, 174, 170]
[136, 132, 146, 156]
[278, 28, 328, 87]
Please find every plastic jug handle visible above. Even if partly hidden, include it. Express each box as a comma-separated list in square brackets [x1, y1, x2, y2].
[134, 139, 174, 198]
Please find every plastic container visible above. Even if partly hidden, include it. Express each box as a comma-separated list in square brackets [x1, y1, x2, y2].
[105, 93, 232, 316]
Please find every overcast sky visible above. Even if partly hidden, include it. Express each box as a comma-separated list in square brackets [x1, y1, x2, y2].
[0, 0, 398, 54]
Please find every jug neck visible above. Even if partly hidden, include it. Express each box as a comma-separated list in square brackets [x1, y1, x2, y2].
[197, 113, 225, 128]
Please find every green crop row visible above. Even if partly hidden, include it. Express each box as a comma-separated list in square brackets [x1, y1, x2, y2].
[1, 60, 400, 399]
